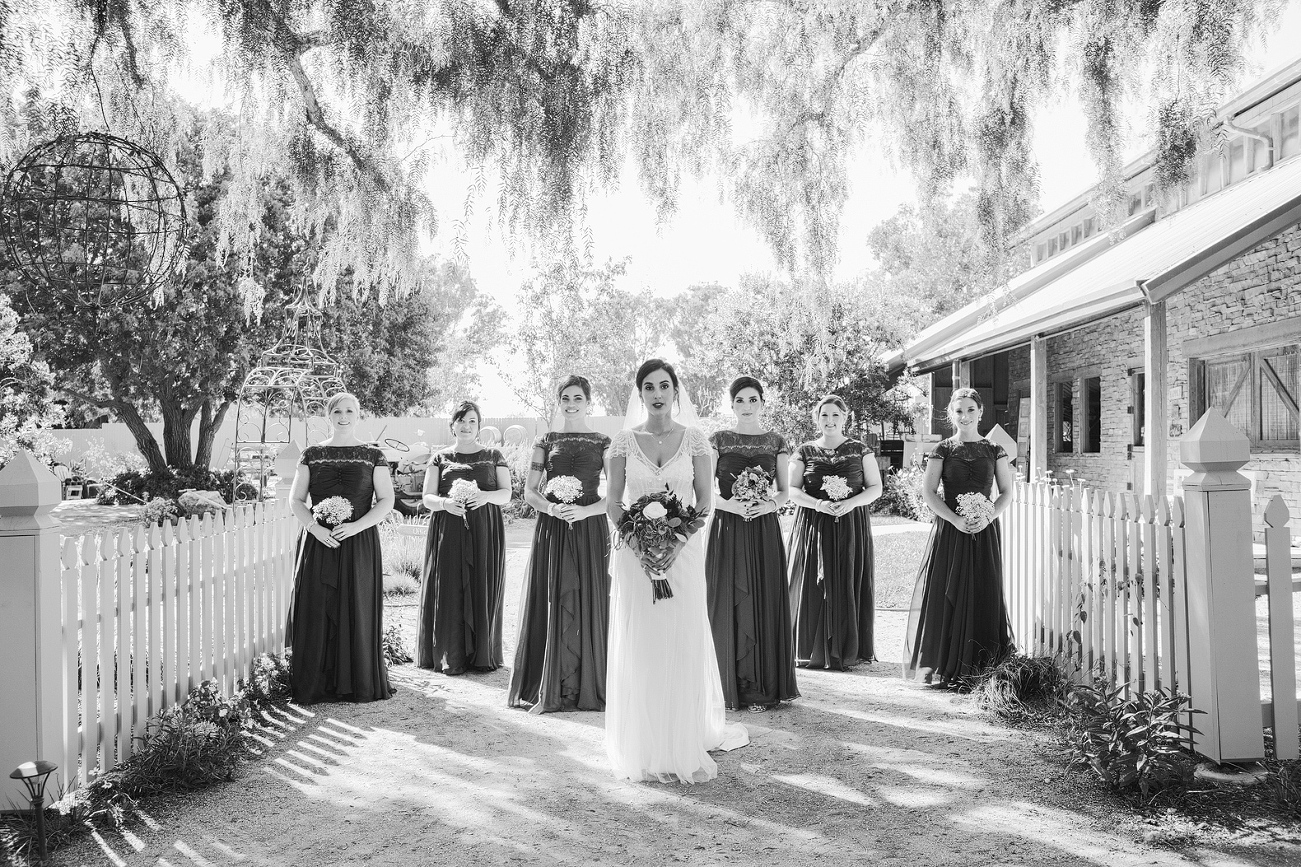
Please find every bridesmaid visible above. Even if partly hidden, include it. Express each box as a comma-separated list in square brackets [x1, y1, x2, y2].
[286, 392, 394, 704]
[787, 394, 883, 670]
[416, 400, 512, 674]
[706, 376, 799, 711]
[508, 375, 612, 712]
[904, 388, 1015, 687]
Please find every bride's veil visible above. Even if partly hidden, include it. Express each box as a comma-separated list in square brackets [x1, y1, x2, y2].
[621, 377, 700, 430]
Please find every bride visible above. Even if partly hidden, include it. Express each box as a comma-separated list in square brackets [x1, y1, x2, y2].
[605, 358, 749, 783]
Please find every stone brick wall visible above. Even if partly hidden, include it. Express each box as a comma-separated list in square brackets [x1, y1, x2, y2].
[1018, 221, 1301, 522]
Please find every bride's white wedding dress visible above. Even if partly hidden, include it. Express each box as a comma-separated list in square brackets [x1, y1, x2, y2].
[606, 426, 749, 783]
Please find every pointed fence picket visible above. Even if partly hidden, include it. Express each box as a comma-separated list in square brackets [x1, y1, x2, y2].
[1003, 480, 1298, 758]
[54, 497, 298, 788]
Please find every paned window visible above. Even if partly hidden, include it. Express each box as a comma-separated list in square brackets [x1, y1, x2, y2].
[1056, 382, 1074, 452]
[1199, 346, 1299, 450]
[1083, 376, 1102, 453]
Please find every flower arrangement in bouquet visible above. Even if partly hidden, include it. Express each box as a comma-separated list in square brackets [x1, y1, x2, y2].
[820, 474, 852, 521]
[312, 496, 353, 528]
[956, 492, 996, 531]
[615, 486, 707, 602]
[730, 465, 774, 521]
[543, 474, 582, 504]
[447, 478, 480, 526]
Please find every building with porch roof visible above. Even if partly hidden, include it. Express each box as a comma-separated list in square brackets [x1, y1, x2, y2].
[886, 59, 1301, 524]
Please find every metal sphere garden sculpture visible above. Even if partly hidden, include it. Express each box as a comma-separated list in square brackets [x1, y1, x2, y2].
[1, 131, 186, 308]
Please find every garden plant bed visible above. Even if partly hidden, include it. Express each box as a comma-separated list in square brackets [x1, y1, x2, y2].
[43, 520, 1299, 866]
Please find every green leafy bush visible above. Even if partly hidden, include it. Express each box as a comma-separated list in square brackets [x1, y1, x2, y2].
[872, 462, 930, 521]
[1065, 683, 1200, 801]
[383, 624, 413, 665]
[499, 439, 537, 520]
[973, 653, 1069, 725]
[100, 466, 248, 505]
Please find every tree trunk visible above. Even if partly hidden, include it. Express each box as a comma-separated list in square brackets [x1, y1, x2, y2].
[194, 398, 234, 470]
[160, 399, 195, 470]
[115, 403, 168, 475]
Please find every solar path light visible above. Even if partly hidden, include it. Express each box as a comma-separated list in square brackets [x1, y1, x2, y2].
[9, 760, 57, 863]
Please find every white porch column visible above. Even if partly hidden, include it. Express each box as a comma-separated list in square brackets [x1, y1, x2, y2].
[0, 452, 65, 806]
[1180, 409, 1264, 764]
[1029, 337, 1048, 479]
[950, 360, 963, 390]
[958, 360, 971, 390]
[1144, 300, 1169, 498]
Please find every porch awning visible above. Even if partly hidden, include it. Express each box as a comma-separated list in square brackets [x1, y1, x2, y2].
[891, 153, 1301, 373]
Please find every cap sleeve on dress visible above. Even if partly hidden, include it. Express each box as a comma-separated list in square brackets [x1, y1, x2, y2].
[774, 434, 790, 456]
[532, 432, 551, 453]
[298, 446, 314, 465]
[492, 448, 507, 467]
[686, 426, 711, 457]
[927, 440, 949, 462]
[371, 447, 387, 467]
[708, 430, 723, 451]
[992, 441, 1009, 462]
[608, 429, 635, 460]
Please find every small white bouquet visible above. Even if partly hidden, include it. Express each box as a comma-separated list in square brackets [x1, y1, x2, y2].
[543, 475, 583, 504]
[820, 475, 852, 522]
[312, 495, 353, 528]
[447, 478, 480, 526]
[956, 492, 996, 531]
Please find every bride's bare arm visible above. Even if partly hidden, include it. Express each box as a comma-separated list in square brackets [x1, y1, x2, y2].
[606, 453, 627, 526]
[691, 450, 713, 516]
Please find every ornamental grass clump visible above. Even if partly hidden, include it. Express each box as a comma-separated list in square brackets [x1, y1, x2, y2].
[1064, 683, 1200, 803]
[973, 653, 1069, 725]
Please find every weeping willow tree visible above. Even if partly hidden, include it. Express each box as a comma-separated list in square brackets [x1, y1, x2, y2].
[0, 0, 1284, 295]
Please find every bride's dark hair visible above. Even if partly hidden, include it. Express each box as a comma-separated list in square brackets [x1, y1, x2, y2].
[634, 358, 680, 391]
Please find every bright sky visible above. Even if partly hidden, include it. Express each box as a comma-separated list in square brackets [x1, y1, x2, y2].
[437, 4, 1301, 415]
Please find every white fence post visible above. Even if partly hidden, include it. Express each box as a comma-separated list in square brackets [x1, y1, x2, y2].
[0, 451, 65, 806]
[1178, 408, 1264, 764]
[1262, 495, 1298, 760]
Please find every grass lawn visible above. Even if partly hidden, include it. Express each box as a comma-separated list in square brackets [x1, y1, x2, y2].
[872, 529, 929, 609]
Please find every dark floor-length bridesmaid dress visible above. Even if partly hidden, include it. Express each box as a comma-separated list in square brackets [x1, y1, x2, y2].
[416, 446, 508, 673]
[787, 439, 876, 670]
[287, 444, 393, 704]
[508, 431, 611, 712]
[904, 438, 1014, 685]
[705, 430, 799, 709]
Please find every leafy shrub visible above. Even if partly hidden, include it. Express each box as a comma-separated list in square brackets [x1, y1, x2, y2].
[141, 496, 180, 526]
[1065, 683, 1200, 801]
[872, 462, 930, 521]
[238, 651, 293, 709]
[100, 466, 245, 505]
[383, 624, 413, 665]
[74, 437, 145, 482]
[1, 653, 293, 864]
[499, 439, 537, 520]
[973, 654, 1069, 724]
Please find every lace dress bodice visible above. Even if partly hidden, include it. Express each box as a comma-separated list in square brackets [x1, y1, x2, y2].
[609, 427, 711, 505]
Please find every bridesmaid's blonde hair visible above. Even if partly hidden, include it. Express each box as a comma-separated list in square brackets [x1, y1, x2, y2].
[326, 392, 361, 415]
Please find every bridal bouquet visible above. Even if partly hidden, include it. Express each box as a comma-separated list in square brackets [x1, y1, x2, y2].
[956, 492, 996, 531]
[820, 475, 852, 522]
[312, 496, 353, 528]
[730, 466, 774, 521]
[447, 478, 480, 527]
[615, 487, 707, 602]
[543, 474, 583, 504]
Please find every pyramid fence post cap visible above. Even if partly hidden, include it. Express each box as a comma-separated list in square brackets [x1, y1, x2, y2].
[274, 440, 303, 481]
[0, 450, 61, 525]
[1179, 408, 1250, 472]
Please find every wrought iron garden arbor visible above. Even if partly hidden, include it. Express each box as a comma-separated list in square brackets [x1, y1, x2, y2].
[233, 287, 346, 501]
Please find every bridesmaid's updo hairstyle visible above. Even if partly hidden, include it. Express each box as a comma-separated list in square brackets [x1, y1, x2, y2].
[557, 374, 592, 401]
[946, 387, 984, 430]
[450, 400, 483, 430]
[812, 394, 849, 421]
[729, 376, 765, 401]
[326, 392, 361, 415]
[635, 358, 680, 392]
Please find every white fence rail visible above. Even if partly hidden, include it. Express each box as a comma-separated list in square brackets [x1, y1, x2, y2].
[1002, 477, 1298, 761]
[55, 499, 298, 785]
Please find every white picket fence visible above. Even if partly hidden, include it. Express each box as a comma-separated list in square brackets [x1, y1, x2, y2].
[55, 499, 298, 785]
[1002, 479, 1298, 759]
